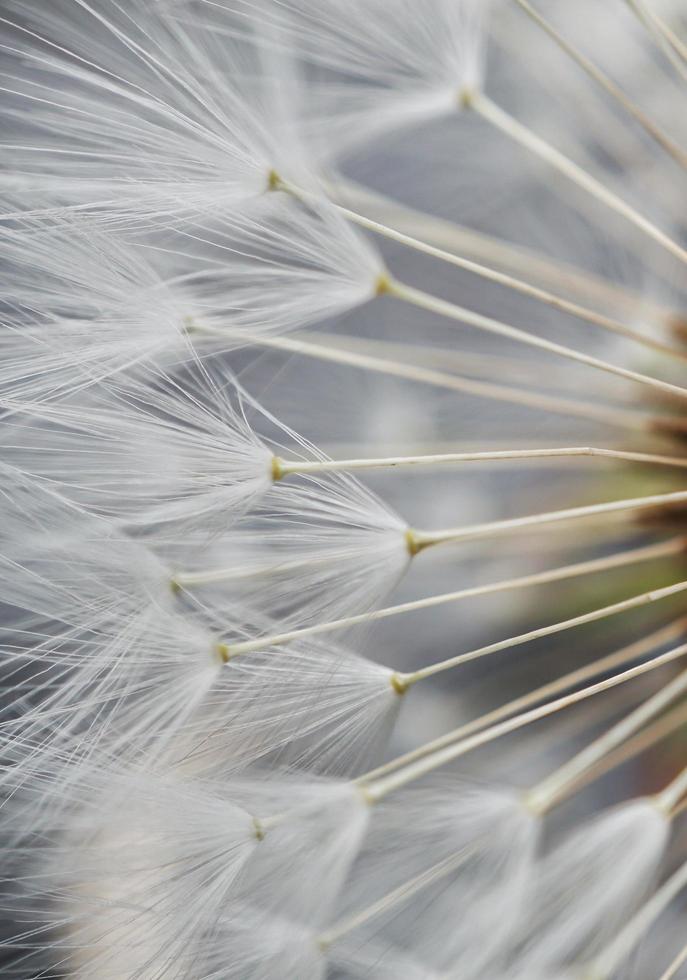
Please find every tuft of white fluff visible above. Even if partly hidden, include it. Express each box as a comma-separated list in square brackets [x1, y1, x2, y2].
[175, 191, 385, 338]
[0, 0, 307, 226]
[172, 470, 411, 624]
[171, 628, 401, 777]
[0, 198, 384, 408]
[0, 364, 275, 530]
[510, 798, 670, 975]
[4, 766, 261, 979]
[333, 780, 537, 978]
[0, 219, 196, 403]
[0, 464, 401, 810]
[179, 776, 372, 979]
[188, 0, 489, 159]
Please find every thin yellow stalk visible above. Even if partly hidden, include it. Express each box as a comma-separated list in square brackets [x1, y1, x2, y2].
[396, 579, 687, 689]
[655, 760, 687, 813]
[525, 669, 687, 815]
[467, 90, 687, 265]
[361, 651, 687, 803]
[315, 437, 616, 458]
[360, 619, 687, 785]
[327, 197, 687, 360]
[317, 848, 476, 951]
[212, 538, 686, 658]
[382, 276, 687, 401]
[298, 331, 619, 394]
[408, 488, 687, 553]
[273, 445, 687, 479]
[332, 177, 682, 326]
[658, 937, 687, 980]
[626, 0, 687, 83]
[559, 698, 687, 802]
[514, 0, 687, 168]
[585, 859, 687, 980]
[279, 173, 687, 384]
[201, 327, 660, 432]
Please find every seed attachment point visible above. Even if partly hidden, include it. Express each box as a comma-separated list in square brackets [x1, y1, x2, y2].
[458, 86, 476, 109]
[252, 815, 266, 841]
[375, 272, 393, 296]
[405, 528, 426, 557]
[390, 672, 411, 695]
[267, 168, 283, 192]
[216, 643, 231, 664]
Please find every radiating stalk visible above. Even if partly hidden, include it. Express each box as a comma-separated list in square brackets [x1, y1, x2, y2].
[361, 650, 687, 802]
[226, 330, 663, 434]
[626, 0, 687, 83]
[525, 669, 687, 814]
[658, 938, 687, 980]
[654, 761, 687, 813]
[272, 445, 687, 479]
[197, 537, 685, 653]
[332, 176, 683, 327]
[585, 859, 687, 980]
[408, 488, 687, 553]
[360, 619, 687, 784]
[284, 172, 687, 355]
[514, 0, 687, 167]
[384, 275, 687, 401]
[317, 848, 476, 951]
[558, 698, 687, 802]
[467, 90, 687, 265]
[394, 579, 687, 689]
[328, 199, 687, 360]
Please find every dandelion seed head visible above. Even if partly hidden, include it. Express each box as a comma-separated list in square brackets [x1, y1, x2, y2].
[192, 0, 490, 158]
[2, 0, 687, 976]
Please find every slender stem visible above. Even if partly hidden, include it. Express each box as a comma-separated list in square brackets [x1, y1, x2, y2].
[213, 538, 686, 658]
[386, 276, 687, 402]
[318, 848, 475, 951]
[332, 177, 683, 327]
[468, 91, 687, 265]
[360, 619, 687, 785]
[657, 937, 687, 980]
[626, 0, 687, 83]
[399, 579, 687, 688]
[525, 669, 687, 815]
[648, 9, 687, 65]
[300, 331, 630, 394]
[328, 198, 687, 361]
[324, 761, 687, 953]
[200, 327, 654, 433]
[273, 445, 687, 479]
[284, 173, 687, 354]
[585, 860, 687, 980]
[559, 699, 687, 802]
[655, 761, 687, 814]
[361, 649, 687, 803]
[409, 488, 687, 553]
[513, 0, 687, 168]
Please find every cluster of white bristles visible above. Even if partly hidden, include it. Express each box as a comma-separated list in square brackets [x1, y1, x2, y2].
[2, 1, 687, 977]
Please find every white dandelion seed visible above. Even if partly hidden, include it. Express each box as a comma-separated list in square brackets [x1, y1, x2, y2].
[0, 0, 308, 226]
[326, 779, 537, 979]
[0, 365, 275, 529]
[511, 798, 670, 975]
[0, 465, 403, 798]
[190, 0, 489, 159]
